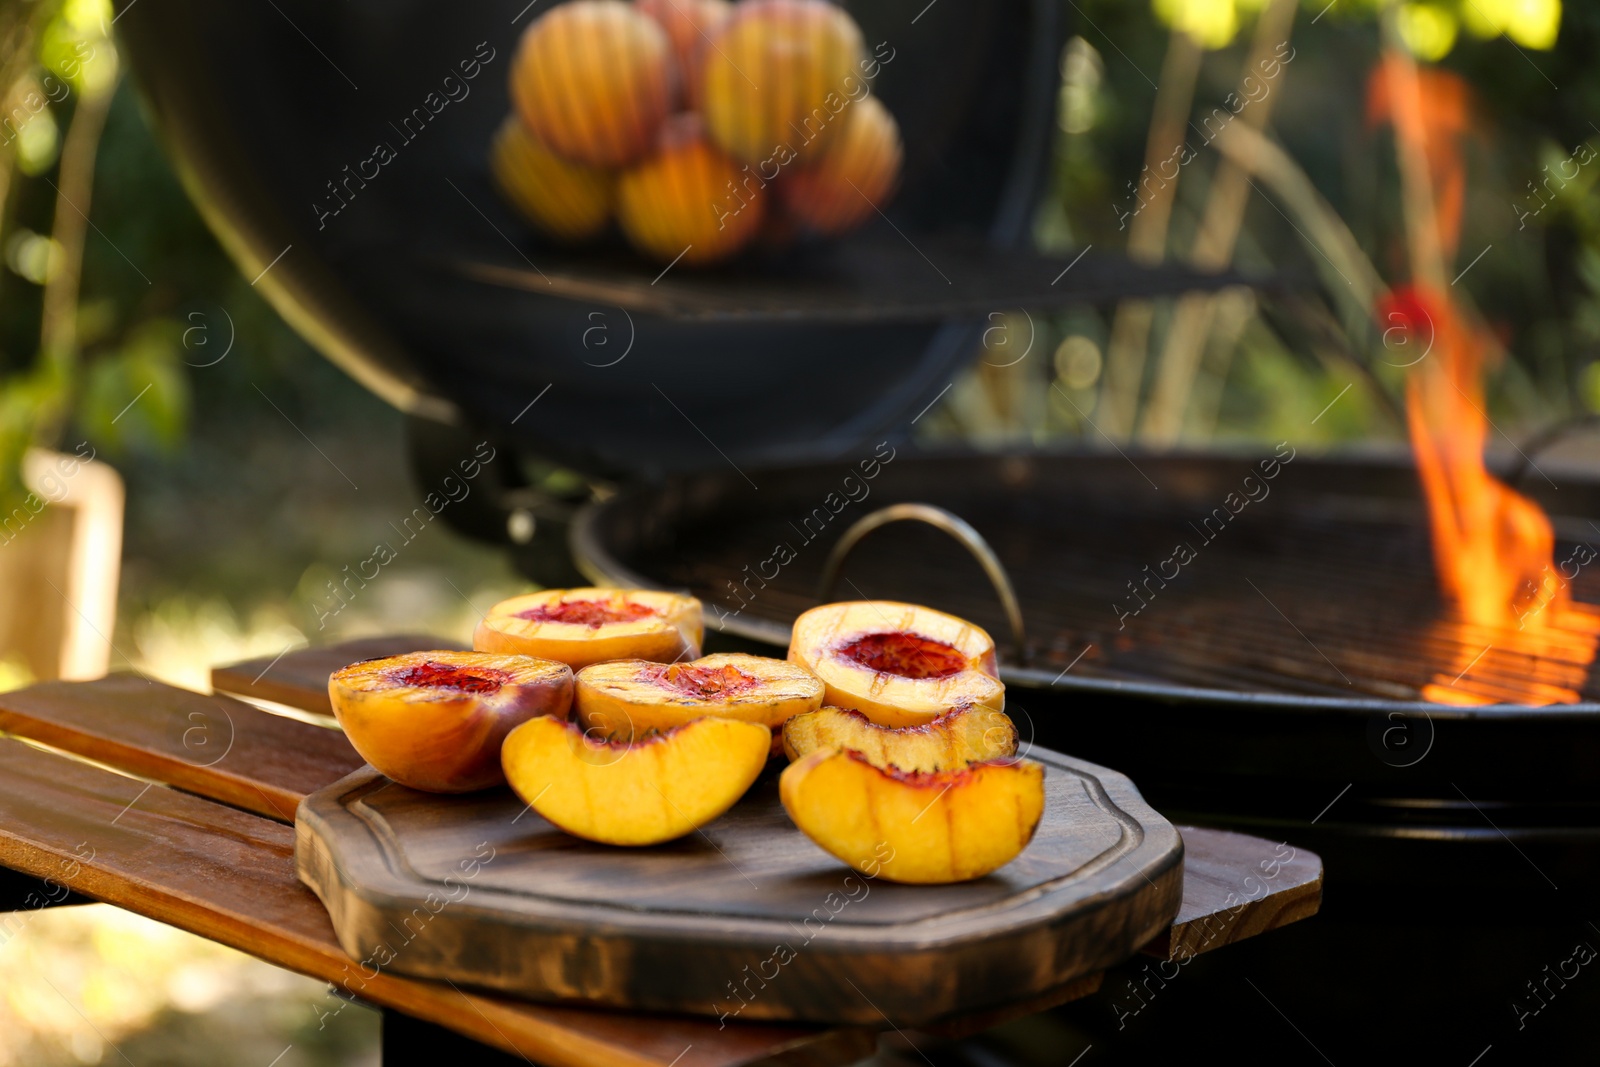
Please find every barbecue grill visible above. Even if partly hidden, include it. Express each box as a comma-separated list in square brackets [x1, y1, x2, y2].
[115, 0, 1600, 1059]
[568, 446, 1600, 1059]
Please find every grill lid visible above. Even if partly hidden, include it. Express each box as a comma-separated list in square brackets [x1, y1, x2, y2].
[116, 0, 1246, 479]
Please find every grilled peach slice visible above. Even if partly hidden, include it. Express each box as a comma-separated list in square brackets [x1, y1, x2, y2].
[781, 749, 1044, 883]
[475, 588, 702, 669]
[511, 0, 677, 167]
[329, 651, 573, 793]
[576, 653, 822, 752]
[788, 601, 1005, 727]
[782, 704, 1016, 773]
[781, 94, 902, 235]
[700, 0, 866, 163]
[489, 117, 615, 242]
[617, 113, 766, 264]
[635, 0, 730, 108]
[502, 714, 770, 845]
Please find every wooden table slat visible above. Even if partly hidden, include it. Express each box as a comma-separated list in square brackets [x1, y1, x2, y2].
[1155, 825, 1322, 960]
[0, 674, 364, 821]
[0, 736, 870, 1067]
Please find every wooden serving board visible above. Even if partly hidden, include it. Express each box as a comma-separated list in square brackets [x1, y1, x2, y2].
[297, 747, 1184, 1027]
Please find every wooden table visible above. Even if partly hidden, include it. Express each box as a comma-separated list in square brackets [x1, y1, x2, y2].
[0, 639, 1323, 1066]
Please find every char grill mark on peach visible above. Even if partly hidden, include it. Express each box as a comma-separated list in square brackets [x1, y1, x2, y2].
[836, 632, 967, 679]
[653, 661, 762, 698]
[515, 599, 659, 627]
[392, 662, 510, 694]
[581, 723, 666, 749]
[848, 748, 965, 787]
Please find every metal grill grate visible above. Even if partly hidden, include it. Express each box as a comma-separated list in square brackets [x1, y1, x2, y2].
[449, 236, 1262, 324]
[582, 452, 1600, 706]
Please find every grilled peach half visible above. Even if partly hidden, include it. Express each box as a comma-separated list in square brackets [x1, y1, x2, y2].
[781, 749, 1044, 883]
[635, 0, 731, 108]
[329, 651, 573, 793]
[617, 113, 767, 264]
[783, 704, 1016, 773]
[489, 117, 615, 242]
[700, 0, 866, 163]
[502, 714, 770, 845]
[511, 0, 677, 167]
[475, 588, 703, 670]
[576, 652, 822, 754]
[788, 601, 1005, 727]
[781, 94, 902, 236]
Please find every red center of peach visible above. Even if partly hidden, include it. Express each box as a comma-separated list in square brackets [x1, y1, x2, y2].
[651, 662, 761, 698]
[837, 632, 967, 679]
[516, 599, 658, 628]
[393, 662, 508, 694]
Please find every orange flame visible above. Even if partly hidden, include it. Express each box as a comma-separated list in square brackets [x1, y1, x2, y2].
[1369, 58, 1598, 706]
[1366, 56, 1473, 258]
